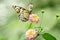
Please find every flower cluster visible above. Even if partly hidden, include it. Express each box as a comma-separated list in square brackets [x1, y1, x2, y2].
[26, 29, 37, 40]
[25, 14, 39, 40]
[29, 14, 39, 23]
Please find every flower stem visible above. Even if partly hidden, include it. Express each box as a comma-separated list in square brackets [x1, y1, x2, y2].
[28, 23, 32, 29]
[36, 10, 44, 34]
[40, 12, 44, 27]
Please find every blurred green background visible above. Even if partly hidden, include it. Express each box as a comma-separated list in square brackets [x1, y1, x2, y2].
[0, 0, 60, 40]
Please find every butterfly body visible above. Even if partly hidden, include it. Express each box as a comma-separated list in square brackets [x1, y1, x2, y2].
[12, 4, 33, 22]
[18, 10, 30, 22]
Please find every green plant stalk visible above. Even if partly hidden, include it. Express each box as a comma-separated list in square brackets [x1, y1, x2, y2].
[28, 23, 32, 29]
[37, 12, 44, 34]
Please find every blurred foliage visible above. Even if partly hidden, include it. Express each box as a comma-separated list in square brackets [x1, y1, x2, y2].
[42, 33, 56, 40]
[0, 0, 60, 40]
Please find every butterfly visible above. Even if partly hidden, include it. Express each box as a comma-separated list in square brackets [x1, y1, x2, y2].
[12, 3, 33, 22]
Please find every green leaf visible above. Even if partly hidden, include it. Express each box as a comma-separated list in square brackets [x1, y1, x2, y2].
[42, 33, 56, 40]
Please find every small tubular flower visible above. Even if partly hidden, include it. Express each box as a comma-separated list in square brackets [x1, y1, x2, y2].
[29, 14, 39, 23]
[26, 29, 37, 40]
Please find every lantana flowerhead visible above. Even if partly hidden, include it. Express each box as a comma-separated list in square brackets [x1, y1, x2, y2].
[26, 29, 37, 40]
[29, 14, 39, 23]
